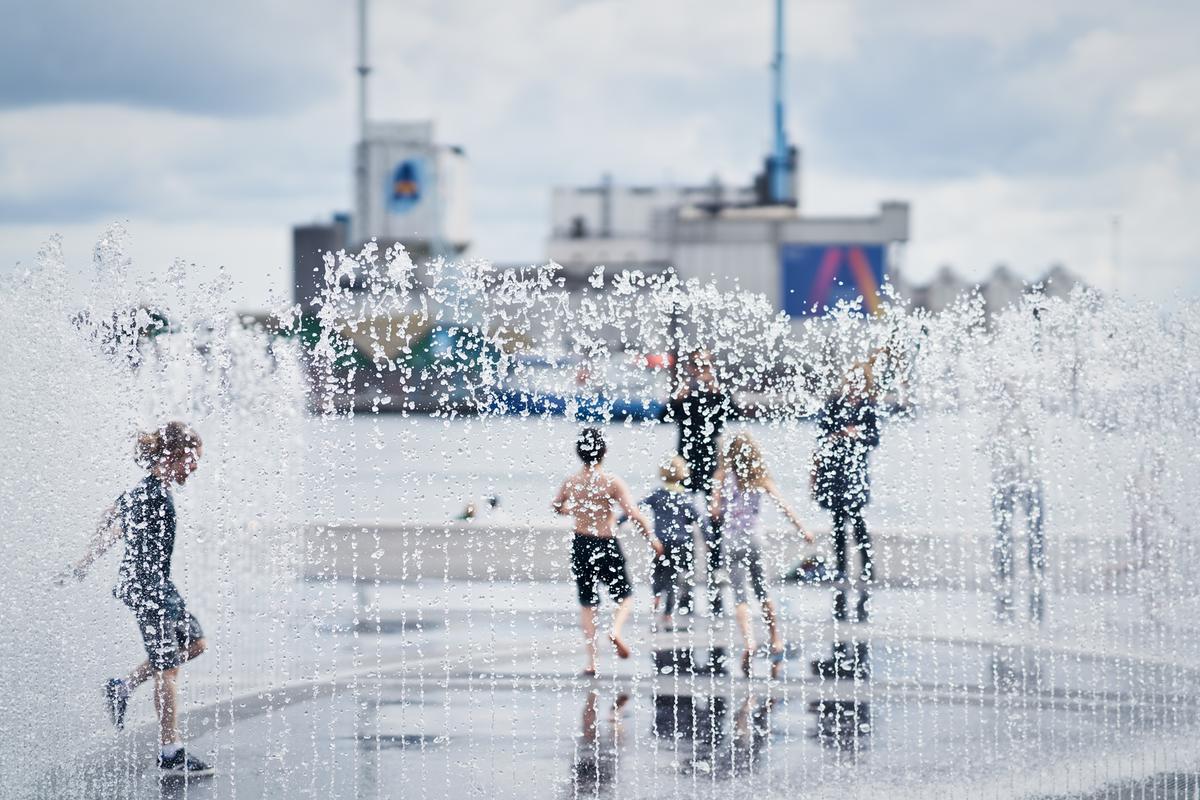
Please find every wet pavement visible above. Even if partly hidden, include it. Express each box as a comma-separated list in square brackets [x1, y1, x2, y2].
[40, 581, 1200, 799]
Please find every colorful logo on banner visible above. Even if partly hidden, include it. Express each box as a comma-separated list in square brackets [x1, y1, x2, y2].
[388, 159, 423, 214]
[780, 244, 886, 317]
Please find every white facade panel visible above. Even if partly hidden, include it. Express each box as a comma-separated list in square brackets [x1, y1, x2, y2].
[546, 236, 655, 268]
[437, 147, 470, 247]
[354, 121, 469, 251]
[611, 191, 662, 237]
[549, 189, 603, 237]
[779, 203, 908, 244]
[668, 242, 779, 304]
[546, 177, 909, 321]
[549, 182, 758, 243]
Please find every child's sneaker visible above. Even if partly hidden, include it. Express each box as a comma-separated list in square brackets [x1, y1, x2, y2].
[158, 749, 215, 777]
[103, 678, 129, 730]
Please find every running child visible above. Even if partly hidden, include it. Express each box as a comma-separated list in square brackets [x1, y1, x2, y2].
[553, 427, 662, 676]
[709, 432, 814, 679]
[68, 422, 213, 777]
[641, 455, 701, 631]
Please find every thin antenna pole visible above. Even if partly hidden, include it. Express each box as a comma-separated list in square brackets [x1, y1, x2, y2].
[357, 0, 370, 144]
[770, 0, 790, 204]
[1109, 213, 1121, 295]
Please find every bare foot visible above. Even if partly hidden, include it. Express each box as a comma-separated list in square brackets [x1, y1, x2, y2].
[608, 632, 631, 659]
[580, 668, 598, 678]
[769, 647, 786, 680]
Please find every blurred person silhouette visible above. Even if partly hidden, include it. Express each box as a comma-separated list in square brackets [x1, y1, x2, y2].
[664, 350, 733, 616]
[1119, 442, 1193, 624]
[65, 422, 214, 777]
[1124, 446, 1166, 580]
[813, 359, 881, 623]
[987, 390, 1047, 624]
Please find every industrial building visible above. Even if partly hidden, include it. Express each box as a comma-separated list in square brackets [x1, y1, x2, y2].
[545, 0, 910, 326]
[547, 177, 910, 321]
[291, 0, 468, 311]
[294, 0, 910, 330]
[351, 120, 469, 260]
[283, 1, 1093, 415]
[899, 263, 1084, 317]
[292, 116, 469, 311]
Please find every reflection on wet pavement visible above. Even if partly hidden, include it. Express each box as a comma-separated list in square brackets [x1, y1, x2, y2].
[39, 583, 1200, 799]
[569, 691, 628, 796]
[809, 699, 871, 752]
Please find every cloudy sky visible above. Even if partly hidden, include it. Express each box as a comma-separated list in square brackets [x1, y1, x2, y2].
[2, 0, 1197, 308]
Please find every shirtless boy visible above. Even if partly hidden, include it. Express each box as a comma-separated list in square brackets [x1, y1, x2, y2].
[553, 427, 662, 676]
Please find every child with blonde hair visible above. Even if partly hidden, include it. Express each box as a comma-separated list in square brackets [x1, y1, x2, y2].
[637, 455, 702, 630]
[710, 432, 814, 678]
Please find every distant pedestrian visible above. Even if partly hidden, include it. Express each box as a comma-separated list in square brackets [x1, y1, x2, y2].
[456, 494, 500, 521]
[987, 399, 1046, 623]
[66, 422, 214, 777]
[665, 350, 732, 616]
[553, 427, 663, 676]
[813, 362, 880, 623]
[710, 432, 814, 678]
[640, 456, 702, 629]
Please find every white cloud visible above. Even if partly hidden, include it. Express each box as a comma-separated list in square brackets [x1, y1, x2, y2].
[0, 0, 343, 114]
[0, 103, 349, 223]
[805, 157, 1200, 299]
[1, 0, 1197, 308]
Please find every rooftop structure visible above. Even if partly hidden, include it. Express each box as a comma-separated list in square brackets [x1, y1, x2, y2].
[546, 1, 908, 326]
[546, 176, 910, 324]
[899, 263, 1087, 316]
[351, 120, 470, 258]
[293, 2, 469, 307]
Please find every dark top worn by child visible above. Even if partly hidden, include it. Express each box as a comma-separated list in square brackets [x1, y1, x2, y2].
[641, 488, 701, 546]
[665, 390, 730, 494]
[114, 475, 205, 671]
[114, 475, 179, 606]
[814, 396, 880, 512]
